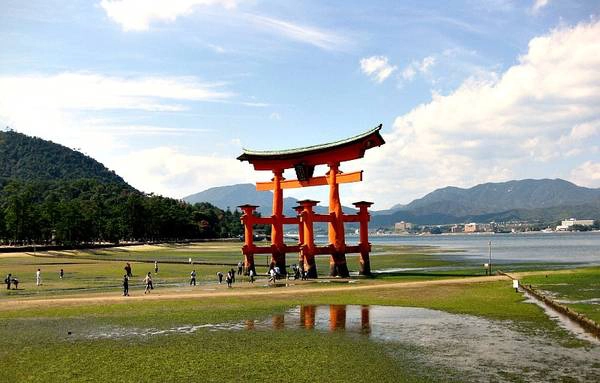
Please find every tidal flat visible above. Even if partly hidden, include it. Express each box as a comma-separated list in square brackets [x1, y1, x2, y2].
[1, 241, 599, 382]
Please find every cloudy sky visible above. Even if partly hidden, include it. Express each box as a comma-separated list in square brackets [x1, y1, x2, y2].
[1, 0, 599, 209]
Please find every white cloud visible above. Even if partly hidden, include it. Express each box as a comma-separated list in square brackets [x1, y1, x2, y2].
[570, 161, 600, 188]
[400, 55, 437, 83]
[100, 1, 349, 51]
[247, 14, 349, 51]
[269, 112, 281, 120]
[0, 72, 232, 113]
[531, 0, 550, 13]
[100, 0, 240, 31]
[355, 20, 600, 207]
[108, 147, 255, 198]
[0, 72, 234, 176]
[401, 66, 416, 81]
[360, 56, 397, 83]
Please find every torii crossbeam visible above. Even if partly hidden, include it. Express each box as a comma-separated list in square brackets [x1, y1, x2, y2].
[237, 124, 385, 278]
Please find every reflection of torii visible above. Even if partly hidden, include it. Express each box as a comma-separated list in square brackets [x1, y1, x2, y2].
[237, 125, 385, 278]
[298, 305, 371, 333]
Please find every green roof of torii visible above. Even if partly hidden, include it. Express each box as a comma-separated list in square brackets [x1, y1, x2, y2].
[237, 124, 384, 162]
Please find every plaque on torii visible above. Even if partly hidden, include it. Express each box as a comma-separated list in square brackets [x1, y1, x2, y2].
[237, 124, 385, 278]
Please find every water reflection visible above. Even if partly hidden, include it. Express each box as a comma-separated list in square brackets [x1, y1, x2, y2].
[269, 305, 371, 334]
[272, 314, 285, 330]
[82, 304, 600, 382]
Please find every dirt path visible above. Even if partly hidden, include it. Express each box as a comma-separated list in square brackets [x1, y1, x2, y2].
[0, 275, 509, 310]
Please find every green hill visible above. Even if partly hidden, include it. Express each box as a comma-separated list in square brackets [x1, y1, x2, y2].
[0, 129, 128, 185]
[0, 130, 242, 244]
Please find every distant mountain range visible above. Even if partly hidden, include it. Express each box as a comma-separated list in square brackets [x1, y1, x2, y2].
[183, 183, 356, 217]
[5, 128, 596, 227]
[185, 179, 600, 225]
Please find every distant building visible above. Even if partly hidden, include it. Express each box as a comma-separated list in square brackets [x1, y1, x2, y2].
[556, 218, 595, 231]
[394, 221, 413, 233]
[464, 223, 479, 233]
[450, 224, 462, 233]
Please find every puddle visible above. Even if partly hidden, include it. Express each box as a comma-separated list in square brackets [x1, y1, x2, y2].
[79, 304, 600, 382]
[556, 297, 600, 305]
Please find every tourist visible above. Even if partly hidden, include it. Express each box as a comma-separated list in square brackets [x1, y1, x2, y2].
[249, 269, 255, 283]
[237, 261, 243, 276]
[269, 267, 276, 284]
[4, 273, 11, 290]
[217, 271, 223, 284]
[226, 271, 233, 288]
[122, 274, 129, 296]
[190, 270, 197, 286]
[59, 269, 64, 279]
[125, 263, 132, 277]
[36, 268, 41, 286]
[230, 268, 236, 284]
[11, 277, 19, 289]
[189, 257, 192, 264]
[144, 272, 153, 294]
[154, 260, 159, 274]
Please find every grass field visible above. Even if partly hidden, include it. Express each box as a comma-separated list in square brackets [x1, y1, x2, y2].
[1, 242, 599, 382]
[0, 243, 478, 299]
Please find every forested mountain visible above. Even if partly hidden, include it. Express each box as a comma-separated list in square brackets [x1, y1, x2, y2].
[0, 130, 243, 244]
[396, 179, 600, 217]
[0, 130, 128, 185]
[370, 179, 600, 226]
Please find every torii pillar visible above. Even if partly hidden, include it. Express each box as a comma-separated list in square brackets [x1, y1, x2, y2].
[327, 162, 349, 277]
[270, 169, 286, 271]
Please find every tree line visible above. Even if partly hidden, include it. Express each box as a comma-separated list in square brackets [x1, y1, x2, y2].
[0, 178, 245, 245]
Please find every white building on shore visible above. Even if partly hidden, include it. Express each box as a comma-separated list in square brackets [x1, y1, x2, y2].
[556, 218, 595, 231]
[394, 221, 413, 233]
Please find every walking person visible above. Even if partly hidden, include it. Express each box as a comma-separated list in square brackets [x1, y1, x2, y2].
[230, 268, 236, 284]
[4, 274, 11, 290]
[190, 270, 197, 286]
[36, 269, 41, 286]
[144, 272, 153, 294]
[122, 274, 129, 296]
[59, 269, 64, 279]
[237, 261, 243, 276]
[249, 269, 255, 283]
[269, 267, 276, 284]
[154, 261, 159, 274]
[125, 263, 132, 277]
[217, 271, 223, 284]
[225, 271, 233, 288]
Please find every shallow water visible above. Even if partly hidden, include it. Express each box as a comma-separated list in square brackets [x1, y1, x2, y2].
[523, 292, 600, 345]
[363, 231, 600, 265]
[82, 304, 600, 382]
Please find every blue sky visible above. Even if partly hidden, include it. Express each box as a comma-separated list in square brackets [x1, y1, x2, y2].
[1, 0, 599, 209]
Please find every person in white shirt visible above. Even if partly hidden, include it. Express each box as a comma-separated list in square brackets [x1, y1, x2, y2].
[269, 268, 276, 284]
[143, 272, 153, 294]
[36, 269, 41, 286]
[249, 269, 255, 283]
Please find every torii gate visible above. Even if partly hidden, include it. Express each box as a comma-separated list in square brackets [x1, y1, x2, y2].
[237, 124, 385, 278]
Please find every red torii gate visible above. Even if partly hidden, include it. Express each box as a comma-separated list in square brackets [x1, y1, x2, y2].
[237, 125, 385, 278]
